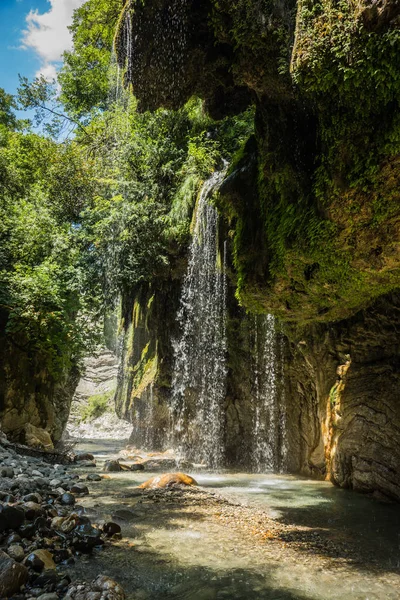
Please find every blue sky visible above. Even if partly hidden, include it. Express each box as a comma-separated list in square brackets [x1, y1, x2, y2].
[0, 0, 48, 96]
[0, 0, 84, 108]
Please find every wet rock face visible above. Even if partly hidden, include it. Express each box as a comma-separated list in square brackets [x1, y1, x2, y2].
[284, 293, 400, 500]
[115, 0, 252, 117]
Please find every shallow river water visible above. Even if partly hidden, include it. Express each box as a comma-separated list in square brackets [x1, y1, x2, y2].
[71, 440, 400, 600]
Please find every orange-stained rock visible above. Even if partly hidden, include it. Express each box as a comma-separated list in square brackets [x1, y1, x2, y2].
[139, 473, 198, 490]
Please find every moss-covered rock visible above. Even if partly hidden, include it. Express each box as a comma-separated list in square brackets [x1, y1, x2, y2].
[0, 308, 79, 443]
[116, 0, 400, 323]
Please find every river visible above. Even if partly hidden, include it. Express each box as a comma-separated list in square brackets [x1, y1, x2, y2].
[70, 439, 400, 600]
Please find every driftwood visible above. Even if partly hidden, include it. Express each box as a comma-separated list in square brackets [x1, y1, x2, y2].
[1, 440, 74, 465]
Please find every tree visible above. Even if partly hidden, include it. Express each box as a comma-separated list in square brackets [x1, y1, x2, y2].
[0, 88, 17, 130]
[58, 0, 122, 116]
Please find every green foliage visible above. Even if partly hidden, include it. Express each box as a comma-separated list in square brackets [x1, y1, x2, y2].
[292, 0, 400, 188]
[58, 0, 121, 116]
[80, 389, 115, 422]
[0, 0, 256, 390]
[0, 89, 18, 131]
[0, 124, 102, 379]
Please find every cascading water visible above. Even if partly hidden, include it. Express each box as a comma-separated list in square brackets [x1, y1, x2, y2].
[171, 169, 228, 469]
[251, 314, 287, 473]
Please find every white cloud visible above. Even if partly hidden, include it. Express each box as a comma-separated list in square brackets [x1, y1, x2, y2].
[21, 0, 85, 79]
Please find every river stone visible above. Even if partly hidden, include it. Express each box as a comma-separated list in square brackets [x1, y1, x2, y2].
[7, 544, 25, 562]
[75, 452, 95, 462]
[59, 516, 77, 534]
[18, 523, 36, 539]
[70, 483, 89, 496]
[79, 460, 96, 468]
[0, 549, 29, 597]
[60, 493, 75, 506]
[23, 501, 43, 520]
[86, 473, 102, 482]
[102, 522, 121, 537]
[6, 532, 22, 544]
[139, 473, 198, 490]
[31, 470, 44, 477]
[130, 463, 145, 472]
[72, 523, 103, 553]
[25, 549, 56, 571]
[23, 493, 42, 503]
[104, 460, 121, 472]
[0, 467, 14, 478]
[0, 504, 25, 531]
[92, 575, 125, 599]
[49, 478, 63, 488]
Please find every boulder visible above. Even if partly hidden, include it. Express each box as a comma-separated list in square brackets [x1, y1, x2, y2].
[24, 424, 54, 450]
[104, 460, 122, 473]
[0, 549, 29, 597]
[24, 549, 56, 571]
[139, 473, 198, 490]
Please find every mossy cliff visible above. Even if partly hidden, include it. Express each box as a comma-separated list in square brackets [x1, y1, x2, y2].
[115, 0, 400, 498]
[116, 0, 400, 323]
[115, 282, 180, 450]
[0, 308, 79, 446]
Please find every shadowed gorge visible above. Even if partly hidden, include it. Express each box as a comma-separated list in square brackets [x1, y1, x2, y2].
[0, 0, 399, 597]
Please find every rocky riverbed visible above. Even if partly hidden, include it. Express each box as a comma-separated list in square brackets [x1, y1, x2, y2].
[0, 437, 125, 600]
[4, 436, 400, 600]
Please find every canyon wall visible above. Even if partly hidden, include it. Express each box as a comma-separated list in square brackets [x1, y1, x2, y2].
[115, 0, 400, 499]
[285, 293, 400, 500]
[0, 309, 79, 446]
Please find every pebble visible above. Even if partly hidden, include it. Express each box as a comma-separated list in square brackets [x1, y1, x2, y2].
[60, 493, 76, 506]
[7, 544, 25, 562]
[0, 436, 125, 600]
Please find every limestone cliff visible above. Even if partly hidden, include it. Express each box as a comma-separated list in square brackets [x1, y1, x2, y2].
[114, 0, 400, 500]
[284, 292, 400, 500]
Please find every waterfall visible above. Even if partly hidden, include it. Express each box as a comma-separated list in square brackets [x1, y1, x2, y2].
[252, 314, 286, 473]
[171, 169, 228, 468]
